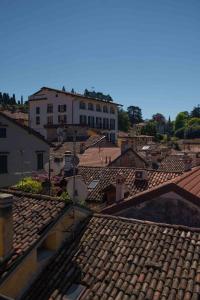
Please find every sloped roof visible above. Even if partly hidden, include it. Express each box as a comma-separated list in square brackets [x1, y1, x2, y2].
[0, 189, 66, 283]
[0, 112, 51, 146]
[108, 148, 148, 167]
[21, 214, 200, 300]
[174, 167, 200, 198]
[29, 87, 121, 106]
[77, 166, 180, 203]
[79, 147, 121, 167]
[158, 155, 186, 173]
[101, 167, 200, 216]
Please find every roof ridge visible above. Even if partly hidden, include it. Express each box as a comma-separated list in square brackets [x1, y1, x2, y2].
[0, 188, 63, 203]
[174, 167, 200, 184]
[94, 213, 200, 233]
[0, 111, 51, 146]
[31, 87, 122, 106]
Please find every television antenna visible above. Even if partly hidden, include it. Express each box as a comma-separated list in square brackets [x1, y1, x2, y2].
[67, 175, 88, 203]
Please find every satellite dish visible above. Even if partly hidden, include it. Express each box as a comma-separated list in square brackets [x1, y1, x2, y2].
[44, 158, 65, 176]
[67, 176, 88, 202]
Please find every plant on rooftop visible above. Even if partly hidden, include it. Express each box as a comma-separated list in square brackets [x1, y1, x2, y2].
[14, 177, 42, 193]
[59, 191, 72, 204]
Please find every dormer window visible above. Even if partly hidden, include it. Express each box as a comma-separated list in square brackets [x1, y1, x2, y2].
[88, 103, 94, 111]
[65, 284, 86, 300]
[80, 101, 86, 109]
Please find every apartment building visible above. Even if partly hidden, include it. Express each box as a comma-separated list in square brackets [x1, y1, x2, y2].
[29, 87, 120, 142]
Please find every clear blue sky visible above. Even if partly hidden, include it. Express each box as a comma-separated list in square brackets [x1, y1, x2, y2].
[1, 0, 200, 119]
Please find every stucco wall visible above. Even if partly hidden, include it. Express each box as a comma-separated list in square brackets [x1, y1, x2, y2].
[116, 191, 200, 227]
[29, 89, 118, 140]
[0, 114, 49, 187]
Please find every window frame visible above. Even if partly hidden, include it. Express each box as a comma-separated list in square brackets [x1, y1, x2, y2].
[0, 154, 8, 174]
[0, 127, 7, 138]
[37, 152, 44, 170]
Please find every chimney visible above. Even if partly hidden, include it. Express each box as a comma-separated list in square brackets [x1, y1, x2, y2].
[0, 194, 14, 260]
[116, 173, 126, 202]
[64, 151, 73, 175]
[181, 154, 192, 171]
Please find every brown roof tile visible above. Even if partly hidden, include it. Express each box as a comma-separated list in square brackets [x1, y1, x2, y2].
[77, 166, 180, 203]
[21, 214, 200, 300]
[0, 189, 66, 283]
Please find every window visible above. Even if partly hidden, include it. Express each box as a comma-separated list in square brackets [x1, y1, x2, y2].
[88, 116, 95, 128]
[0, 155, 8, 174]
[36, 116, 40, 125]
[0, 128, 6, 138]
[103, 118, 109, 129]
[96, 117, 102, 129]
[58, 115, 67, 124]
[80, 115, 87, 125]
[103, 105, 108, 113]
[58, 104, 67, 112]
[96, 104, 101, 112]
[80, 101, 86, 109]
[110, 119, 116, 130]
[47, 103, 53, 113]
[110, 106, 115, 114]
[88, 103, 94, 111]
[88, 180, 99, 189]
[47, 116, 53, 125]
[37, 152, 44, 170]
[36, 107, 40, 114]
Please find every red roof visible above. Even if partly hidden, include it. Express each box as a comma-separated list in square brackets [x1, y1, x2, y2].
[174, 167, 200, 198]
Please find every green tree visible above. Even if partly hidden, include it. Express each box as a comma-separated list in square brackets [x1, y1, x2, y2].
[174, 112, 188, 131]
[127, 106, 143, 126]
[62, 86, 66, 91]
[188, 117, 200, 126]
[191, 105, 200, 118]
[118, 109, 130, 132]
[141, 121, 157, 136]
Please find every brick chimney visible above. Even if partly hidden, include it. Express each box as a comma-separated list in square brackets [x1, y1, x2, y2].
[0, 194, 14, 260]
[116, 173, 126, 202]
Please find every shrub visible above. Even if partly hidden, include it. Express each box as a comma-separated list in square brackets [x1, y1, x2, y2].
[59, 191, 72, 204]
[175, 127, 185, 139]
[15, 177, 42, 193]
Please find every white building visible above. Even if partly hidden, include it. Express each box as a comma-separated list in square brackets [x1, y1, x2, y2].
[28, 87, 120, 142]
[0, 112, 50, 187]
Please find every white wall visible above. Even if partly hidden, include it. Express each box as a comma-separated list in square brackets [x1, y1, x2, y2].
[29, 88, 118, 141]
[0, 114, 49, 187]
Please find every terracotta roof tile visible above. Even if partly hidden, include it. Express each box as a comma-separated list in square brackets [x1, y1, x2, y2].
[77, 166, 180, 203]
[21, 214, 200, 300]
[0, 189, 66, 282]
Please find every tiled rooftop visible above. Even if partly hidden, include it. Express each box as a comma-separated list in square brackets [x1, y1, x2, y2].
[174, 167, 200, 198]
[158, 155, 186, 173]
[77, 166, 181, 202]
[79, 147, 121, 167]
[21, 214, 200, 300]
[0, 189, 66, 282]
